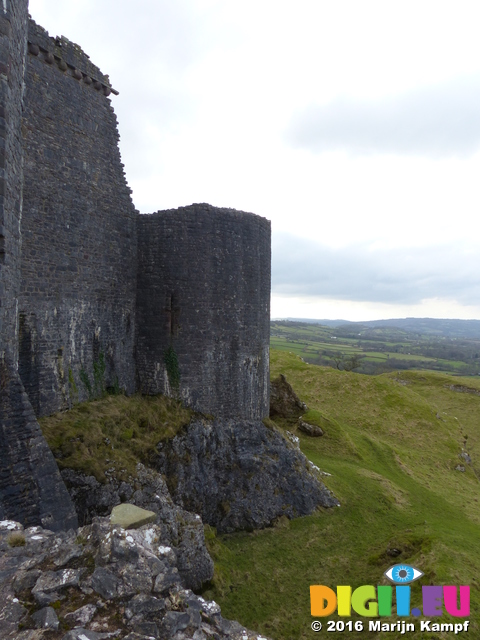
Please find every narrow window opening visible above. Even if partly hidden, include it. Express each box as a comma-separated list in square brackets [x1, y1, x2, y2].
[165, 293, 180, 337]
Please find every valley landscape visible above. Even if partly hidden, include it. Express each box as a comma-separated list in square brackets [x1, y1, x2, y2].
[35, 340, 480, 639]
[271, 318, 480, 376]
[202, 347, 480, 639]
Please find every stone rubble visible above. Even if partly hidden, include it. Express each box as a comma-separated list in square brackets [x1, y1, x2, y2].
[0, 518, 271, 640]
[61, 464, 214, 593]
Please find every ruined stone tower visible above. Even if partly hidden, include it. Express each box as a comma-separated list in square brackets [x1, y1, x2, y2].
[0, 1, 270, 530]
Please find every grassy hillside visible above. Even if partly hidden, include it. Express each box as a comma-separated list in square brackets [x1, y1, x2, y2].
[40, 394, 193, 482]
[202, 350, 480, 639]
[38, 352, 480, 639]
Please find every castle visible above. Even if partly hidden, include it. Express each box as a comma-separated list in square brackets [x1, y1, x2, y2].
[0, 2, 270, 531]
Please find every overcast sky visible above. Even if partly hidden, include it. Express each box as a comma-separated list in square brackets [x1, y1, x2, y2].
[29, 0, 480, 321]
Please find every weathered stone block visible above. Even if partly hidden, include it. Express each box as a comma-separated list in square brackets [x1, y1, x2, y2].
[31, 606, 59, 630]
[298, 418, 324, 437]
[110, 503, 157, 530]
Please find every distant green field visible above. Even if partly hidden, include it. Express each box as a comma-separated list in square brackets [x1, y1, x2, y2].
[271, 321, 480, 376]
[204, 350, 480, 639]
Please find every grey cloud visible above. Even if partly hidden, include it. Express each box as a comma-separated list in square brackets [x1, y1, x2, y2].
[286, 75, 480, 157]
[272, 233, 480, 305]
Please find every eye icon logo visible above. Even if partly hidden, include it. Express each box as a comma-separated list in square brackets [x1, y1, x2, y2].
[384, 564, 424, 584]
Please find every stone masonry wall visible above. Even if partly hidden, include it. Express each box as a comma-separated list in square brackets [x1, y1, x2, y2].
[0, 0, 27, 365]
[136, 204, 271, 419]
[0, 4, 271, 531]
[0, 2, 77, 531]
[19, 20, 138, 416]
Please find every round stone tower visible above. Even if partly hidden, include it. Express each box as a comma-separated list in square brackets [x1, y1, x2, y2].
[136, 203, 271, 419]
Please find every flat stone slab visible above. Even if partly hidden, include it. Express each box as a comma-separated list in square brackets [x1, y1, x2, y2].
[110, 504, 156, 530]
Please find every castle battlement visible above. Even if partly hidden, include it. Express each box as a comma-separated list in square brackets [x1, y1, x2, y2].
[27, 18, 116, 95]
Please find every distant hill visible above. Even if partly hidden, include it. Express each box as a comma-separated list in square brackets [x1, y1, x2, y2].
[272, 317, 348, 327]
[273, 317, 480, 339]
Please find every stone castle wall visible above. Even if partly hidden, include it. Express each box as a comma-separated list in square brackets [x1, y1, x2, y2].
[19, 20, 138, 416]
[137, 204, 270, 419]
[0, 0, 28, 366]
[0, 5, 271, 529]
[0, 1, 78, 532]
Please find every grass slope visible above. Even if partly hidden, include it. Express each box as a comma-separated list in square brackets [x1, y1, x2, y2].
[202, 350, 480, 639]
[40, 394, 193, 482]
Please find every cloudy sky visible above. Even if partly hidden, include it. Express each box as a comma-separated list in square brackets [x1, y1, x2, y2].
[29, 0, 480, 321]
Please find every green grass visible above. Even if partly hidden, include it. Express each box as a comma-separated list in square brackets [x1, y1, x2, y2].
[39, 351, 480, 638]
[40, 393, 193, 481]
[202, 350, 480, 639]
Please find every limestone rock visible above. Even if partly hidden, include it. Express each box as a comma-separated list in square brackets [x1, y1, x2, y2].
[155, 418, 339, 533]
[110, 504, 156, 530]
[31, 606, 59, 630]
[269, 374, 308, 418]
[13, 569, 42, 593]
[0, 518, 271, 639]
[61, 630, 118, 640]
[298, 418, 324, 437]
[11, 631, 50, 640]
[153, 567, 180, 594]
[285, 430, 300, 447]
[90, 567, 120, 600]
[64, 603, 97, 626]
[61, 465, 214, 591]
[32, 568, 81, 594]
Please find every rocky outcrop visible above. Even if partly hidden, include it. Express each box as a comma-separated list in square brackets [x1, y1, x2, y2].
[297, 418, 324, 437]
[155, 418, 339, 533]
[269, 374, 307, 419]
[0, 518, 271, 640]
[61, 464, 213, 592]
